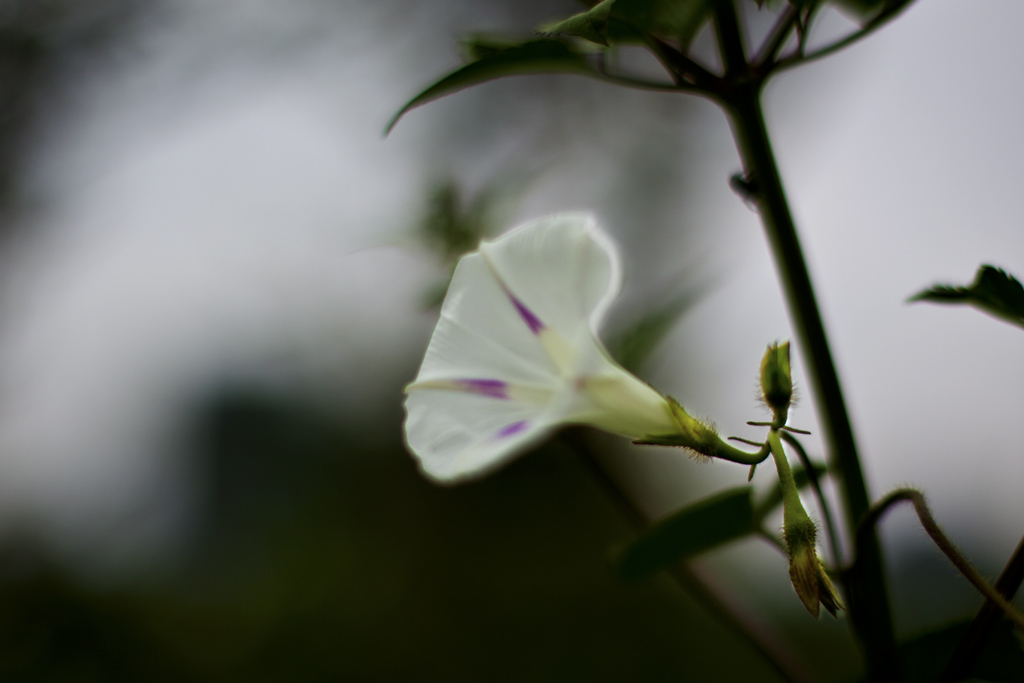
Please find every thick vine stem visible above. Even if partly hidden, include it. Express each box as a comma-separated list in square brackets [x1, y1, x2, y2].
[855, 488, 1024, 634]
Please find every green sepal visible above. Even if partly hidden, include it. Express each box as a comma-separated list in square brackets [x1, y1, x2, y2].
[615, 486, 755, 580]
[909, 264, 1024, 330]
[636, 398, 769, 466]
[386, 39, 593, 134]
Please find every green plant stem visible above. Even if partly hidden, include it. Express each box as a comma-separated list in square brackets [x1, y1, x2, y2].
[711, 2, 898, 676]
[721, 83, 899, 682]
[940, 531, 1024, 681]
[856, 488, 1024, 633]
[562, 429, 813, 683]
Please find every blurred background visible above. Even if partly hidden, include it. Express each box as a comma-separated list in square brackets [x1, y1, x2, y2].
[0, 0, 1021, 680]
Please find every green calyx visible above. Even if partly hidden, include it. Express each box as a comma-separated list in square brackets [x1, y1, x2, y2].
[635, 398, 769, 466]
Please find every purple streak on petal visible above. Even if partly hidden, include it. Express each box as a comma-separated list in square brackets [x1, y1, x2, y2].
[509, 295, 545, 334]
[495, 420, 529, 439]
[454, 378, 509, 399]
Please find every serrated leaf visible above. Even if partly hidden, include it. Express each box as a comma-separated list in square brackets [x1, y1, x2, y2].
[833, 0, 914, 17]
[617, 0, 715, 45]
[909, 264, 1024, 330]
[386, 40, 593, 134]
[754, 461, 828, 522]
[607, 286, 701, 375]
[896, 620, 1024, 683]
[831, 0, 886, 14]
[544, 0, 714, 48]
[616, 487, 754, 580]
[542, 0, 616, 46]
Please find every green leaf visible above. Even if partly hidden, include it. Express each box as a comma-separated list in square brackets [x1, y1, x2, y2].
[830, 0, 885, 13]
[754, 461, 828, 522]
[386, 40, 593, 134]
[542, 0, 616, 46]
[833, 0, 915, 18]
[616, 487, 754, 580]
[543, 0, 714, 48]
[606, 286, 701, 375]
[896, 620, 1024, 683]
[612, 0, 715, 46]
[909, 264, 1024, 330]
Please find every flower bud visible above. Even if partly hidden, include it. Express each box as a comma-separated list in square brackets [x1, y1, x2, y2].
[760, 342, 793, 416]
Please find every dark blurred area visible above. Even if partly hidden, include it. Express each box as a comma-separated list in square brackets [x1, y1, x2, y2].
[0, 384, 792, 681]
[0, 0, 144, 225]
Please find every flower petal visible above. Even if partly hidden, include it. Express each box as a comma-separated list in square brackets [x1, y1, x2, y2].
[404, 385, 560, 483]
[479, 213, 621, 349]
[403, 213, 650, 483]
[413, 247, 556, 387]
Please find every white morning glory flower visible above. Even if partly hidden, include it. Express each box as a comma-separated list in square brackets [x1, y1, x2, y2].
[403, 213, 682, 483]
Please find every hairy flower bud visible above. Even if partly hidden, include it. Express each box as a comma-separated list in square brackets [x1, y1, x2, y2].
[760, 342, 793, 418]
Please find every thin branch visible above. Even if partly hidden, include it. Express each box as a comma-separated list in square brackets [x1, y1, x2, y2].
[598, 71, 701, 93]
[646, 35, 721, 89]
[940, 532, 1024, 682]
[774, 3, 912, 75]
[561, 428, 814, 683]
[592, 54, 703, 93]
[855, 488, 1024, 633]
[781, 431, 842, 567]
[794, 8, 809, 56]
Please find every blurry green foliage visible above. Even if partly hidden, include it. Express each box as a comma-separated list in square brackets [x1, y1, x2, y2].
[615, 461, 830, 582]
[616, 486, 755, 580]
[420, 181, 488, 265]
[416, 174, 531, 308]
[607, 285, 701, 375]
